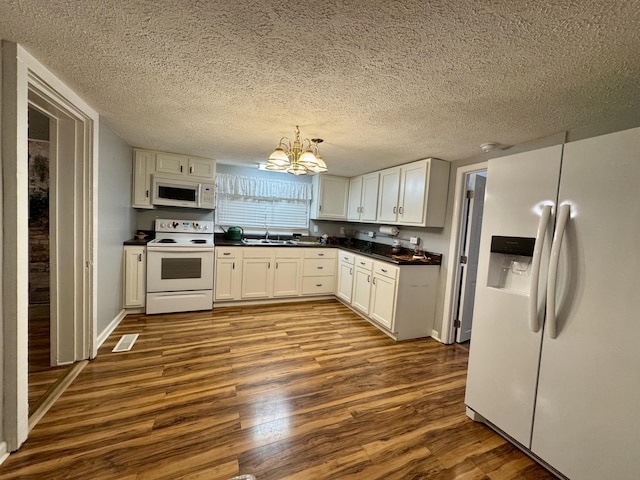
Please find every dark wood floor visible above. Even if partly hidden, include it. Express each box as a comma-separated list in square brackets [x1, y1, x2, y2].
[3, 300, 556, 479]
[28, 303, 71, 415]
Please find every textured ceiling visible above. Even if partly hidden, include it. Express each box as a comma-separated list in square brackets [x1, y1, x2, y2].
[1, 0, 640, 176]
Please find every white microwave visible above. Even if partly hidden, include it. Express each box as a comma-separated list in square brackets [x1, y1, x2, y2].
[151, 175, 215, 209]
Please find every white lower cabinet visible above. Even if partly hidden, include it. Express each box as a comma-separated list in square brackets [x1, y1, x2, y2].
[214, 247, 334, 302]
[338, 249, 439, 340]
[336, 252, 355, 303]
[369, 263, 398, 329]
[351, 256, 373, 314]
[273, 249, 302, 297]
[241, 248, 275, 299]
[123, 245, 146, 308]
[302, 248, 337, 295]
[214, 247, 242, 301]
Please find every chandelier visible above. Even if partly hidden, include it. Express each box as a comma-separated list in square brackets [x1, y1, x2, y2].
[266, 125, 328, 175]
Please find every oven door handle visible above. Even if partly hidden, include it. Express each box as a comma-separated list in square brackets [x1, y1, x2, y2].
[147, 246, 213, 253]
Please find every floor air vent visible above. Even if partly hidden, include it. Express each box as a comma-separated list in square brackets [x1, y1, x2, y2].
[112, 334, 139, 352]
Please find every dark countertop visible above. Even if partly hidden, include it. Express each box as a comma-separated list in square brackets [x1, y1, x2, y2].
[123, 238, 151, 246]
[215, 235, 441, 266]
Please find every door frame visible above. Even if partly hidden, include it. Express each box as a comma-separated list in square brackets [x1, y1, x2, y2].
[440, 162, 487, 344]
[2, 41, 98, 451]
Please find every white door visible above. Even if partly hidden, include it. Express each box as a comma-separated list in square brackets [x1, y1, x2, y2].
[369, 274, 396, 330]
[214, 258, 240, 301]
[336, 262, 354, 303]
[241, 258, 273, 299]
[347, 176, 363, 221]
[377, 167, 400, 222]
[464, 145, 562, 447]
[456, 174, 486, 343]
[273, 258, 301, 297]
[398, 160, 427, 224]
[531, 127, 640, 479]
[360, 172, 380, 222]
[352, 267, 372, 314]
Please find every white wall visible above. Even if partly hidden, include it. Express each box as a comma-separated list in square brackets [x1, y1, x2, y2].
[96, 123, 135, 336]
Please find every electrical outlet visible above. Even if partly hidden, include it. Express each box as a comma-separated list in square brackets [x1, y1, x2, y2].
[410, 237, 419, 245]
[313, 225, 319, 233]
[340, 227, 345, 235]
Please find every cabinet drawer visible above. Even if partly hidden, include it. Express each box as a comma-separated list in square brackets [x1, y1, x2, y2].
[304, 248, 337, 259]
[373, 262, 398, 279]
[354, 256, 373, 270]
[275, 248, 303, 259]
[302, 276, 335, 295]
[338, 251, 355, 264]
[216, 247, 241, 258]
[303, 258, 336, 276]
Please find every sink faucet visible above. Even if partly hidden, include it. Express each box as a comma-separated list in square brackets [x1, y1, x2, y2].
[264, 223, 269, 241]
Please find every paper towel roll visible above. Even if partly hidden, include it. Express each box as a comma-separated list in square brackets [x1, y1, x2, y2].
[379, 225, 400, 236]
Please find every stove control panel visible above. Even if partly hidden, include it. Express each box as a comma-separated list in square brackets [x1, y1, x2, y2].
[155, 219, 214, 233]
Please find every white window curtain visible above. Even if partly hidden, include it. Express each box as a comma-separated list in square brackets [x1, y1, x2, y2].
[215, 174, 311, 230]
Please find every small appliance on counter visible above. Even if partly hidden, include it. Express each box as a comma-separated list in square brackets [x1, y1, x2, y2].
[221, 226, 244, 241]
[146, 218, 214, 314]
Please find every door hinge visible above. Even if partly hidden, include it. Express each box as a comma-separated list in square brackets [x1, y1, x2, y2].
[460, 255, 468, 264]
[466, 189, 474, 199]
[454, 319, 461, 328]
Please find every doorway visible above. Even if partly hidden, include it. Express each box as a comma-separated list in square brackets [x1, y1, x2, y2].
[441, 163, 488, 345]
[2, 42, 98, 451]
[27, 107, 70, 417]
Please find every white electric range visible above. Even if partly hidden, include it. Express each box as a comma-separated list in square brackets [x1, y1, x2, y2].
[146, 219, 214, 314]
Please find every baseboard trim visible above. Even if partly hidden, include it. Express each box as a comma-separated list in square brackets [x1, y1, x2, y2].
[214, 296, 334, 308]
[431, 330, 443, 343]
[96, 309, 127, 351]
[0, 441, 8, 466]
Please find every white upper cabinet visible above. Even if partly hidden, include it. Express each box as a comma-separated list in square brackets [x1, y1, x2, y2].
[156, 152, 215, 179]
[132, 149, 156, 209]
[376, 158, 450, 227]
[310, 175, 350, 220]
[132, 148, 216, 208]
[348, 172, 380, 222]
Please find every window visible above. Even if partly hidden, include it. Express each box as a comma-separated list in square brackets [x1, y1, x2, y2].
[215, 174, 311, 230]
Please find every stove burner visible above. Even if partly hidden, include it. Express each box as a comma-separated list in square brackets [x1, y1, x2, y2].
[158, 238, 177, 243]
[191, 239, 207, 244]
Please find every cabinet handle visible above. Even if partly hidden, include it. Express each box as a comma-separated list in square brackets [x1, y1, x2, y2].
[360, 261, 365, 265]
[276, 262, 279, 269]
[138, 254, 142, 262]
[180, 165, 183, 173]
[381, 268, 387, 273]
[318, 253, 325, 256]
[268, 262, 271, 269]
[145, 189, 149, 198]
[393, 206, 397, 214]
[317, 266, 323, 269]
[372, 277, 376, 285]
[367, 275, 370, 283]
[350, 268, 353, 275]
[189, 166, 193, 174]
[319, 205, 322, 212]
[232, 262, 235, 269]
[399, 206, 403, 215]
[316, 283, 323, 287]
[223, 252, 231, 256]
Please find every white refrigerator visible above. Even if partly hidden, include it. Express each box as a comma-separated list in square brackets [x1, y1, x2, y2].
[465, 126, 640, 480]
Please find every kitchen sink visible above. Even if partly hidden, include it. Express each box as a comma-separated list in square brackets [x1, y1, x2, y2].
[242, 238, 293, 245]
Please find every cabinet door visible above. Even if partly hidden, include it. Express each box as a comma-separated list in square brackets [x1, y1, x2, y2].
[132, 150, 155, 208]
[352, 267, 372, 314]
[188, 157, 215, 179]
[273, 258, 301, 297]
[360, 172, 380, 222]
[156, 152, 187, 175]
[398, 160, 427, 225]
[123, 247, 145, 307]
[214, 258, 241, 301]
[241, 258, 273, 298]
[312, 175, 349, 220]
[370, 274, 397, 329]
[336, 262, 354, 303]
[347, 176, 363, 221]
[377, 167, 400, 223]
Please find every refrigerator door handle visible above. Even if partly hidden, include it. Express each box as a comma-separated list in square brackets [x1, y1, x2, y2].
[529, 205, 552, 332]
[546, 203, 571, 339]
